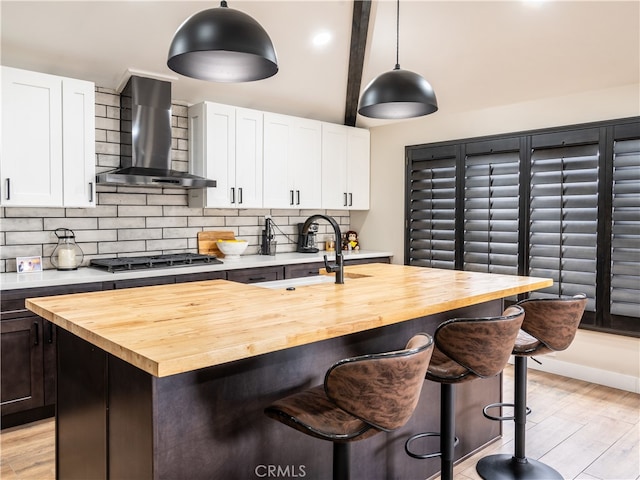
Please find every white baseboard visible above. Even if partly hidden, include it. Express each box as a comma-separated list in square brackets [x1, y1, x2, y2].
[508, 357, 640, 394]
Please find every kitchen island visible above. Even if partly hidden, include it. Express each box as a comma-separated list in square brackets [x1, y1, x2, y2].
[26, 263, 552, 480]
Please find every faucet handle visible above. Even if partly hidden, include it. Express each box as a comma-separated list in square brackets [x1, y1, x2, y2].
[323, 255, 336, 273]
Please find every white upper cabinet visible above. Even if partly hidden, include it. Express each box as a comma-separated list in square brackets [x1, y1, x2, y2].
[1, 66, 95, 208]
[188, 102, 263, 209]
[321, 123, 370, 210]
[263, 113, 321, 209]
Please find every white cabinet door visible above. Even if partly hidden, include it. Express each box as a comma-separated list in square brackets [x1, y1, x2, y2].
[189, 104, 262, 209]
[263, 113, 322, 209]
[188, 102, 236, 208]
[292, 118, 322, 209]
[235, 108, 263, 208]
[321, 123, 349, 209]
[62, 79, 96, 207]
[321, 123, 370, 210]
[1, 67, 63, 207]
[346, 127, 370, 210]
[263, 112, 293, 208]
[1, 67, 95, 208]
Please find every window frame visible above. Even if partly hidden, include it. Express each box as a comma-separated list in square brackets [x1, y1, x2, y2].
[405, 117, 640, 337]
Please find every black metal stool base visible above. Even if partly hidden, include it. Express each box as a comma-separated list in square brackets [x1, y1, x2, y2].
[476, 453, 563, 480]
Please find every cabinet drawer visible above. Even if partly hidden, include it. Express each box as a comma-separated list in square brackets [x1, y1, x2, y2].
[284, 262, 325, 279]
[227, 266, 284, 284]
[176, 271, 227, 283]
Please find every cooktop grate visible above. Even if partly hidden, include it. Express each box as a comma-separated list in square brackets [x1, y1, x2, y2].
[89, 253, 223, 273]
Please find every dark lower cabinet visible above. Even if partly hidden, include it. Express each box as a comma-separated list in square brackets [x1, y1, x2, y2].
[0, 316, 44, 414]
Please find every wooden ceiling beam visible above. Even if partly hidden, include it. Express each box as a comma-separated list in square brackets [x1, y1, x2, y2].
[344, 0, 372, 127]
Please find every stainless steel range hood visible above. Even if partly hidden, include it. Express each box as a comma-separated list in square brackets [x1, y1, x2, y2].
[96, 75, 216, 189]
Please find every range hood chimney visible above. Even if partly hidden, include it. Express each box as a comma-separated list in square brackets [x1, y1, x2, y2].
[96, 75, 216, 189]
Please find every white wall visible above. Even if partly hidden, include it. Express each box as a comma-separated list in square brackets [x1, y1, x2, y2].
[352, 83, 640, 393]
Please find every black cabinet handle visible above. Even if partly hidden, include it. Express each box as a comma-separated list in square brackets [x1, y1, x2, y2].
[343, 192, 348, 206]
[348, 193, 353, 207]
[5, 178, 10, 200]
[248, 276, 267, 281]
[47, 322, 54, 344]
[231, 187, 235, 204]
[89, 182, 94, 203]
[296, 190, 300, 205]
[238, 187, 243, 204]
[33, 321, 39, 346]
[290, 190, 294, 205]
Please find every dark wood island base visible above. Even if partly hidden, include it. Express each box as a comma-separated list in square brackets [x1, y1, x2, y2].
[57, 300, 502, 480]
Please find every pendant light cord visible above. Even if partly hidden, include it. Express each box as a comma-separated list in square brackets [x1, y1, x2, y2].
[395, 0, 400, 69]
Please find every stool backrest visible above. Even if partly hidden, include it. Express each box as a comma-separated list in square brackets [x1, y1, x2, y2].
[434, 305, 525, 378]
[324, 333, 434, 432]
[517, 294, 587, 352]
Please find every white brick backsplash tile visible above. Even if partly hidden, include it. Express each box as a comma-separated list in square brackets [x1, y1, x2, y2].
[118, 206, 163, 217]
[106, 106, 120, 119]
[43, 218, 98, 231]
[99, 217, 145, 229]
[115, 185, 158, 194]
[5, 231, 53, 245]
[95, 91, 119, 107]
[99, 240, 146, 254]
[95, 129, 107, 142]
[119, 228, 162, 241]
[99, 193, 146, 205]
[238, 209, 269, 216]
[146, 217, 187, 228]
[75, 229, 117, 242]
[3, 208, 64, 218]
[172, 127, 188, 139]
[0, 244, 42, 260]
[203, 209, 239, 217]
[65, 206, 117, 218]
[173, 104, 188, 117]
[162, 227, 201, 239]
[187, 216, 225, 227]
[95, 116, 119, 131]
[95, 104, 107, 117]
[238, 226, 262, 237]
[147, 194, 187, 206]
[146, 238, 188, 251]
[0, 218, 43, 230]
[106, 130, 120, 143]
[96, 142, 120, 155]
[97, 154, 120, 168]
[163, 206, 203, 217]
[225, 216, 259, 226]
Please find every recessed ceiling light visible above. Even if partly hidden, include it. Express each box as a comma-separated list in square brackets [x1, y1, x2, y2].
[312, 31, 332, 48]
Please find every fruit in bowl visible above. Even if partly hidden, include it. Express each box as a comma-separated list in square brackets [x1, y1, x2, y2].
[216, 239, 248, 260]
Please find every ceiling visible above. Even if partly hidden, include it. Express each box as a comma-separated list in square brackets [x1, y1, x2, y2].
[1, 1, 638, 129]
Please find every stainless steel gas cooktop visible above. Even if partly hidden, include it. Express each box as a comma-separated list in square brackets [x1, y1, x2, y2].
[89, 253, 222, 273]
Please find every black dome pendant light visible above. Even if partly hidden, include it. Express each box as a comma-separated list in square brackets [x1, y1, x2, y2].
[167, 1, 278, 82]
[358, 0, 437, 119]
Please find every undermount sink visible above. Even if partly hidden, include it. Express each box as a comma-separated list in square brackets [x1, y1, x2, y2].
[255, 272, 370, 290]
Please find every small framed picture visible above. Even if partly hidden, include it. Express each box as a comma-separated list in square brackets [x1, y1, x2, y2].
[16, 256, 43, 273]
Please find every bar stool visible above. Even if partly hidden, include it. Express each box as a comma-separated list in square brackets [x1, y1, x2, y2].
[405, 305, 525, 480]
[264, 333, 434, 480]
[476, 293, 587, 480]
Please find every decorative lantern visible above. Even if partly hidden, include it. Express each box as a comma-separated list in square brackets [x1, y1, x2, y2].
[51, 228, 84, 270]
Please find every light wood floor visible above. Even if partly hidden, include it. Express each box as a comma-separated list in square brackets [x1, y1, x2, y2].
[1, 366, 638, 480]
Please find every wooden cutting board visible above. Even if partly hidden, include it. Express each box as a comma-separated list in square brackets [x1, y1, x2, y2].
[197, 231, 235, 257]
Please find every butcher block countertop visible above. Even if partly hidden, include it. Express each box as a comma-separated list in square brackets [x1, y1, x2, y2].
[26, 264, 552, 378]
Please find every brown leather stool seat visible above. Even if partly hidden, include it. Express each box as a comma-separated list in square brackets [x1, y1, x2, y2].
[405, 305, 526, 480]
[264, 333, 434, 480]
[476, 293, 587, 480]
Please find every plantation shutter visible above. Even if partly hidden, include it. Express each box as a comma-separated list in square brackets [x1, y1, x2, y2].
[610, 136, 640, 317]
[528, 130, 599, 312]
[407, 146, 457, 269]
[463, 141, 520, 276]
